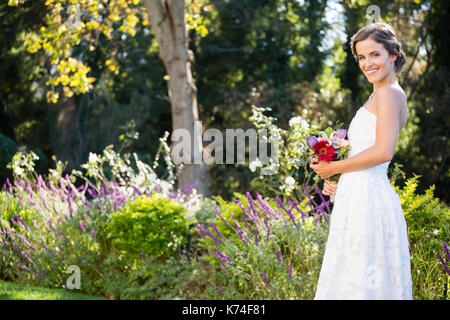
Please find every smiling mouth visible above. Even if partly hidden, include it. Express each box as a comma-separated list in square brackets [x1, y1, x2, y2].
[366, 69, 379, 75]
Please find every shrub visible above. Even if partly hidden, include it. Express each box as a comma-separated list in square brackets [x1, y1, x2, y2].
[394, 175, 450, 300]
[195, 186, 330, 299]
[108, 194, 189, 261]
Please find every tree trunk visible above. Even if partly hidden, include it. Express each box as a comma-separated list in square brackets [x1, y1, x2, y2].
[144, 0, 211, 196]
[49, 96, 81, 171]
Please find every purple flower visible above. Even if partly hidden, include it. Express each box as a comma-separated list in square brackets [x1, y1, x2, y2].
[216, 250, 231, 265]
[31, 266, 40, 283]
[24, 251, 34, 265]
[79, 221, 86, 232]
[437, 254, 450, 275]
[1, 233, 9, 249]
[274, 197, 297, 228]
[67, 196, 73, 218]
[11, 241, 21, 254]
[215, 250, 228, 274]
[261, 272, 269, 286]
[88, 188, 98, 198]
[141, 250, 145, 261]
[40, 242, 49, 252]
[208, 221, 225, 240]
[21, 237, 36, 251]
[276, 249, 281, 263]
[437, 242, 450, 275]
[333, 128, 347, 139]
[443, 242, 450, 260]
[230, 212, 249, 245]
[289, 264, 294, 278]
[91, 228, 95, 239]
[307, 136, 318, 148]
[213, 202, 235, 231]
[196, 225, 223, 247]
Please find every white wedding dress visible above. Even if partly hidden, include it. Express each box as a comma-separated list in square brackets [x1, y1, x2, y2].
[314, 106, 413, 300]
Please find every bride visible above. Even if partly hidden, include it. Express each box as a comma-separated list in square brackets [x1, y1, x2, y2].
[310, 23, 413, 299]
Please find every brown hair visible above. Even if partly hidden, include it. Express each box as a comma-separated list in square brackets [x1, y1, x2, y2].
[350, 23, 406, 74]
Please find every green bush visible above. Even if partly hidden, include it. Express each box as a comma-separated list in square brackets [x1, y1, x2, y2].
[208, 193, 284, 242]
[118, 256, 196, 299]
[0, 192, 34, 227]
[108, 194, 189, 261]
[192, 191, 329, 300]
[0, 192, 37, 281]
[195, 214, 328, 300]
[394, 175, 450, 300]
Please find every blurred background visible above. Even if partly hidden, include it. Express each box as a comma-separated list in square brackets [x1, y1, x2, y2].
[0, 0, 448, 203]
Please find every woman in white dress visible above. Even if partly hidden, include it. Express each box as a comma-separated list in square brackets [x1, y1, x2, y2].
[310, 23, 413, 300]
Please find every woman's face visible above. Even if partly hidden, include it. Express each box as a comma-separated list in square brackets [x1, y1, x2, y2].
[355, 37, 397, 84]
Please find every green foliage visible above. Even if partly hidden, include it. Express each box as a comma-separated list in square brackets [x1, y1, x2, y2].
[192, 196, 217, 224]
[394, 175, 450, 300]
[108, 194, 189, 261]
[198, 216, 328, 299]
[119, 256, 196, 299]
[0, 192, 36, 281]
[0, 134, 18, 178]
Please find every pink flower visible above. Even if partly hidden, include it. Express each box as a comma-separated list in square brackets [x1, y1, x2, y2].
[79, 221, 86, 232]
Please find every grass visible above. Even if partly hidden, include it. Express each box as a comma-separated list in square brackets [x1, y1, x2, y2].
[0, 280, 107, 300]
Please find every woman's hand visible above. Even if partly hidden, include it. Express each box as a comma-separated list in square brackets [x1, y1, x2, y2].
[309, 158, 337, 180]
[322, 179, 337, 196]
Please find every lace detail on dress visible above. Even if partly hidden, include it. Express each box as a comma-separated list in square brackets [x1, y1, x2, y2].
[314, 106, 413, 300]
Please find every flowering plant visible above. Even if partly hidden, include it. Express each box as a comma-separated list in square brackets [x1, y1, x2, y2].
[307, 127, 350, 202]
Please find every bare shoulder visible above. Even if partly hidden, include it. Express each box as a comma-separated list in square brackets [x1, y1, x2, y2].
[376, 84, 407, 114]
[376, 83, 408, 129]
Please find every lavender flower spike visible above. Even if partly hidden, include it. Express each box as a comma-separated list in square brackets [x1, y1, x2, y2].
[443, 242, 450, 260]
[208, 221, 225, 240]
[276, 249, 281, 263]
[437, 254, 450, 275]
[289, 264, 294, 278]
[261, 272, 269, 286]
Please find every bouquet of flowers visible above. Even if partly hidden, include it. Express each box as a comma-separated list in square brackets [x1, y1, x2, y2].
[307, 127, 350, 202]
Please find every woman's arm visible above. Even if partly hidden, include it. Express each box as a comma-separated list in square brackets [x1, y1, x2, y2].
[310, 86, 403, 179]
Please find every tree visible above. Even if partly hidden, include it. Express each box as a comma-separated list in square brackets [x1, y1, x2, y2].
[144, 0, 210, 195]
[7, 0, 212, 195]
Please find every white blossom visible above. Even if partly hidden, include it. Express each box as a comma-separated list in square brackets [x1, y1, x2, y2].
[289, 116, 302, 127]
[88, 152, 100, 164]
[285, 176, 295, 186]
[249, 158, 262, 172]
[159, 180, 171, 195]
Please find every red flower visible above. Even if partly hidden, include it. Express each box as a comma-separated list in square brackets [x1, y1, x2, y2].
[313, 139, 336, 162]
